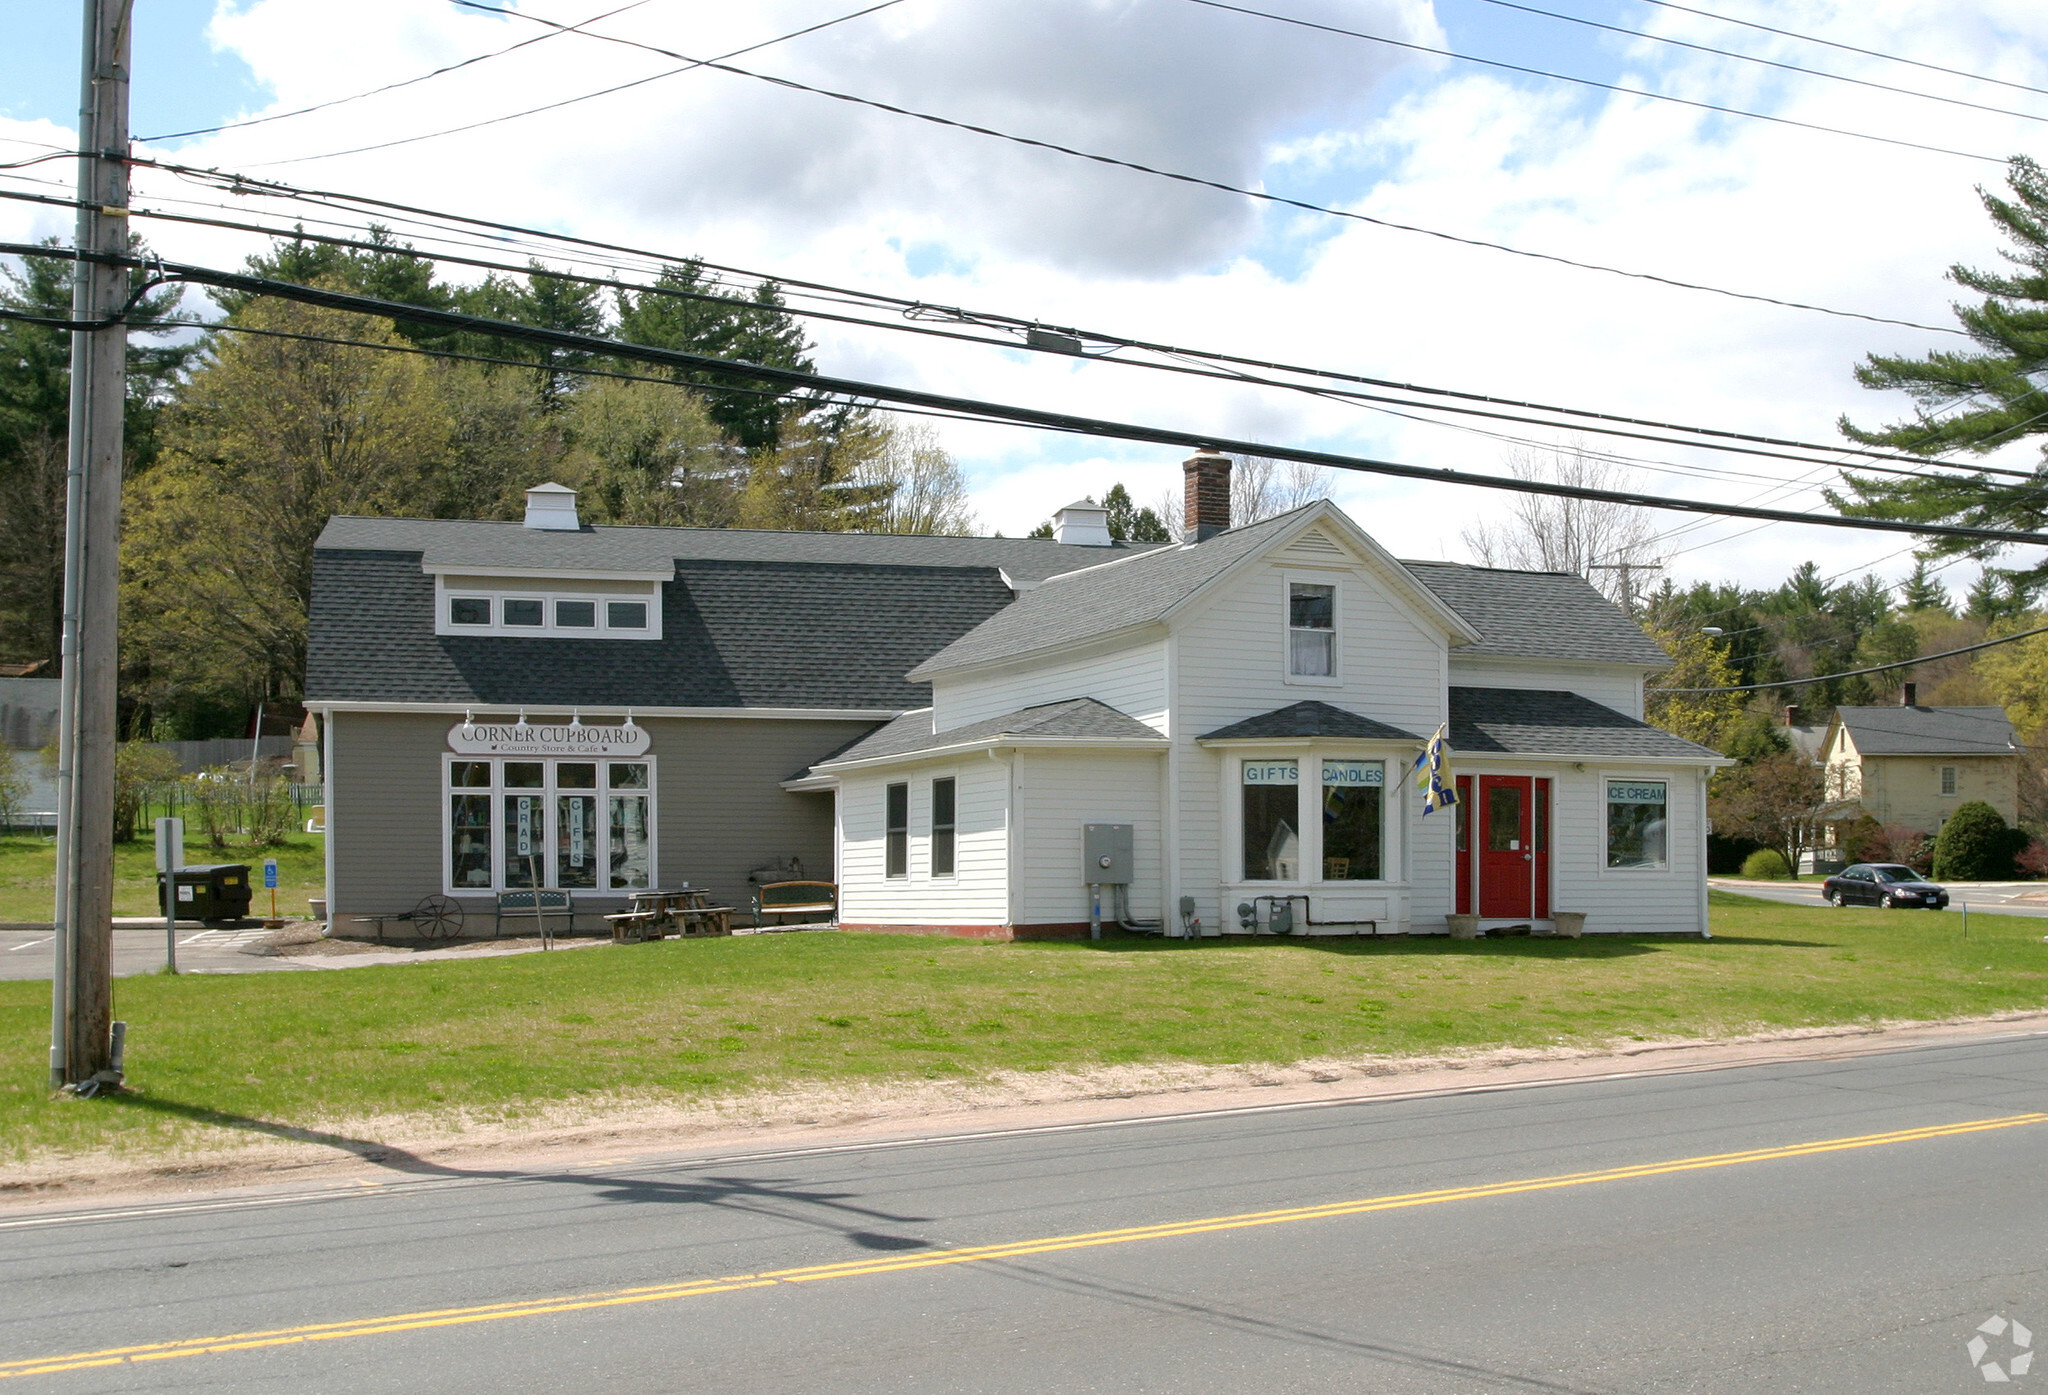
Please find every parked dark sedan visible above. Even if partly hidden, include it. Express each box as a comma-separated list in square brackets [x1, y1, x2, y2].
[1822, 863, 1951, 909]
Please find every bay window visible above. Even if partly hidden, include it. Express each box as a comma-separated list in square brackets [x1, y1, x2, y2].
[446, 756, 655, 892]
[1241, 755, 1389, 883]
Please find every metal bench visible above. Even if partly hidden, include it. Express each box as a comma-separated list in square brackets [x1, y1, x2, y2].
[751, 880, 837, 927]
[495, 888, 575, 938]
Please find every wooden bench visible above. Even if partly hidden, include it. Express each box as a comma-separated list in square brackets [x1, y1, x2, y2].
[752, 881, 837, 927]
[494, 889, 575, 937]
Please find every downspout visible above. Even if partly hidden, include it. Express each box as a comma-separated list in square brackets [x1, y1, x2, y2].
[1698, 766, 1712, 940]
[321, 711, 335, 923]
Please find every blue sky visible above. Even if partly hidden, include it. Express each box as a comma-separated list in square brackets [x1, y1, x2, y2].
[3, 1, 268, 136]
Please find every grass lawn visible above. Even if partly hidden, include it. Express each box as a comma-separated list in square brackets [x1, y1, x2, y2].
[0, 831, 324, 924]
[2, 891, 2044, 1165]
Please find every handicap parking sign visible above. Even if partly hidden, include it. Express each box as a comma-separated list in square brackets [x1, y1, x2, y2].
[263, 858, 278, 890]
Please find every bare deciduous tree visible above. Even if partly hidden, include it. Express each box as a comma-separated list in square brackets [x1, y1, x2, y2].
[1460, 443, 1663, 610]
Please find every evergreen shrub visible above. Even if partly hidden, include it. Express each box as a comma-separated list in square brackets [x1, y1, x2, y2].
[1740, 848, 1791, 880]
[1931, 801, 2014, 881]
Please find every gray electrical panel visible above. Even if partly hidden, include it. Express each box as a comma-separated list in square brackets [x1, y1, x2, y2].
[1083, 823, 1133, 884]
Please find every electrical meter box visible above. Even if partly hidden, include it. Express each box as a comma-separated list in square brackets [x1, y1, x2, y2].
[1083, 823, 1133, 884]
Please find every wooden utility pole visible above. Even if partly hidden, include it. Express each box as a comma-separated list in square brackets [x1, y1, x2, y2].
[50, 0, 132, 1088]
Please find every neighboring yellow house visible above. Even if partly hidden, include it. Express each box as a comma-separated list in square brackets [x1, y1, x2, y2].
[1819, 697, 2020, 834]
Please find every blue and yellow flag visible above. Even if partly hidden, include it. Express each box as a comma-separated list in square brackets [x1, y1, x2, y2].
[1410, 723, 1457, 816]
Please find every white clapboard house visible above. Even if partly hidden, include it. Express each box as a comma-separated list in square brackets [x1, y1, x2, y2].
[307, 453, 1721, 937]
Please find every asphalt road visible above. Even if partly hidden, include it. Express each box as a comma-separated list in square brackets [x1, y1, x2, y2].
[1713, 876, 2048, 919]
[4, 1034, 2047, 1392]
[0, 926, 310, 980]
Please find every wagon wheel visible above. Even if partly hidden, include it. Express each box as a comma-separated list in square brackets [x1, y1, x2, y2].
[412, 894, 462, 939]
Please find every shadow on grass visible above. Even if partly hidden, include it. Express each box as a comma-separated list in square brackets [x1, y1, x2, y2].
[91, 1091, 937, 1247]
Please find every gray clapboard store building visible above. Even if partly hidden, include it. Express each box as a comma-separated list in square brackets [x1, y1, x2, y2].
[305, 485, 1163, 926]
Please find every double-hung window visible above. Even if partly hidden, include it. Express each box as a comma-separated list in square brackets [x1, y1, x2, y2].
[930, 778, 956, 878]
[1941, 765, 1958, 796]
[885, 783, 909, 878]
[447, 757, 655, 892]
[1288, 582, 1335, 678]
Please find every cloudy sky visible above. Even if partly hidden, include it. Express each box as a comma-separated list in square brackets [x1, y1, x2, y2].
[4, 0, 2047, 601]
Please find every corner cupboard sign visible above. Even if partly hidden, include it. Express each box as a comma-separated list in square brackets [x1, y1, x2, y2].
[447, 720, 652, 757]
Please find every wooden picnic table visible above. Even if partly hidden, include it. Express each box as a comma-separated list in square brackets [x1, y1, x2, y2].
[604, 886, 733, 942]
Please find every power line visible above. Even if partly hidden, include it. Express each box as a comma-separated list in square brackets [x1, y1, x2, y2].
[1473, 0, 2048, 126]
[135, 0, 658, 143]
[1651, 619, 2048, 692]
[1181, 0, 2010, 163]
[13, 238, 2048, 550]
[3, 180, 2018, 493]
[1621, 0, 2048, 101]
[244, 0, 907, 168]
[195, 22, 1972, 335]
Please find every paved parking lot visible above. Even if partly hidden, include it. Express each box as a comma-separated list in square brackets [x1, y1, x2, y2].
[0, 925, 316, 980]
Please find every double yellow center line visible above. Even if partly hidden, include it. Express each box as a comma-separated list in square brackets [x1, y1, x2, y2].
[4, 1111, 2041, 1381]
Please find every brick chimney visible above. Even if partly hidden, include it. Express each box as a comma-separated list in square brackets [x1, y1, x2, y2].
[1901, 682, 1917, 707]
[1182, 450, 1231, 543]
[1783, 704, 1801, 728]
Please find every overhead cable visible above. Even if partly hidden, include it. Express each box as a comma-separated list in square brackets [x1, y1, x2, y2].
[1622, 0, 2048, 100]
[1650, 620, 2048, 692]
[0, 182, 2018, 492]
[1473, 0, 2048, 125]
[245, 0, 907, 167]
[11, 238, 2048, 549]
[1181, 0, 2009, 162]
[136, 0, 658, 143]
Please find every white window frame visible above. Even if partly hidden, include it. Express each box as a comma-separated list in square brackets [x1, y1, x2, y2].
[1225, 748, 1397, 886]
[1940, 765, 1958, 797]
[1600, 772, 1670, 873]
[441, 753, 659, 895]
[929, 774, 958, 880]
[1281, 571, 1342, 687]
[435, 578, 664, 640]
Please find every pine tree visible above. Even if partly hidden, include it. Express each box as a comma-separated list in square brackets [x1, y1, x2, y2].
[614, 263, 816, 450]
[1900, 557, 1953, 614]
[1832, 156, 2048, 595]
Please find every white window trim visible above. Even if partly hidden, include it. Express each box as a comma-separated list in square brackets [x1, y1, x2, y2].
[1940, 765, 1958, 797]
[441, 753, 659, 895]
[1281, 571, 1343, 687]
[1221, 746, 1401, 888]
[1599, 770, 1672, 875]
[435, 577, 663, 640]
[884, 780, 910, 880]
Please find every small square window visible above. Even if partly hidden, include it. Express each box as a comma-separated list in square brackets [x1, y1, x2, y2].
[450, 597, 490, 626]
[503, 598, 544, 627]
[556, 600, 596, 628]
[606, 600, 649, 630]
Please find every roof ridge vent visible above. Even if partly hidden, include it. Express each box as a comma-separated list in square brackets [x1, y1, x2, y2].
[523, 482, 581, 531]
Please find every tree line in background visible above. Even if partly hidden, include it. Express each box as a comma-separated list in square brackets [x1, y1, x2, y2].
[0, 230, 975, 739]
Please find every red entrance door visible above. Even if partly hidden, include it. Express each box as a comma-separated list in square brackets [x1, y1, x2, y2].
[1478, 776, 1533, 917]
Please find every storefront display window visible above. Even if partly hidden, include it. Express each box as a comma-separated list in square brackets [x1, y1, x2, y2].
[1242, 760, 1300, 880]
[446, 757, 656, 892]
[1320, 760, 1383, 880]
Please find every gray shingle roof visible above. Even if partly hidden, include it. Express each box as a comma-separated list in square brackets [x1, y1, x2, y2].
[1401, 561, 1672, 666]
[909, 507, 1323, 676]
[817, 698, 1166, 768]
[1199, 700, 1422, 743]
[305, 550, 1016, 708]
[314, 516, 1163, 586]
[1836, 705, 2018, 755]
[1449, 687, 1718, 760]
